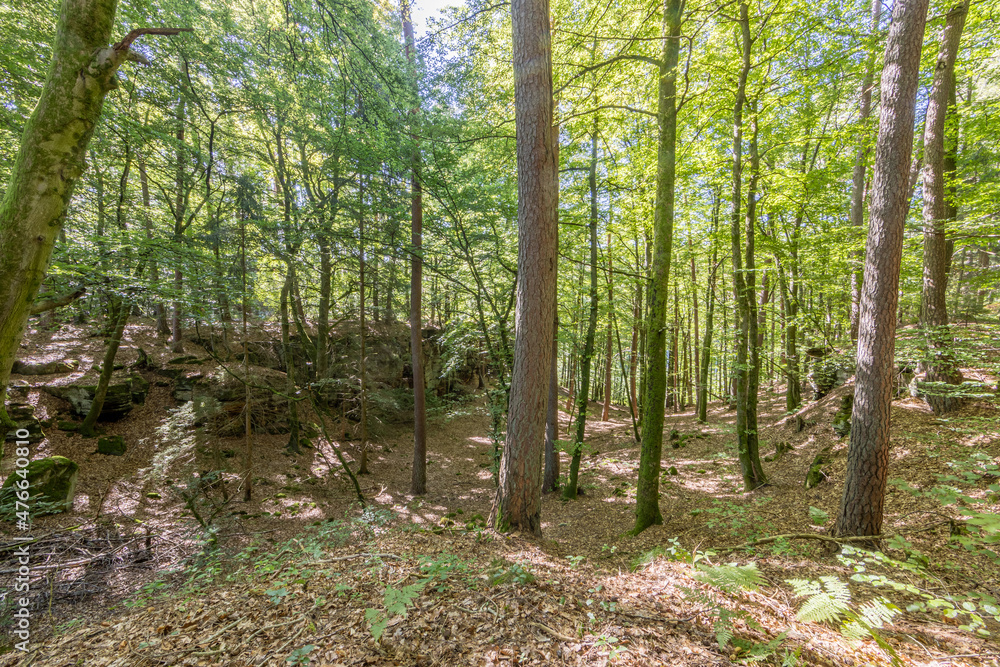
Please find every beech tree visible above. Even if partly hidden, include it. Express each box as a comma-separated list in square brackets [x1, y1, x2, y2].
[836, 0, 930, 539]
[0, 0, 184, 430]
[919, 0, 970, 415]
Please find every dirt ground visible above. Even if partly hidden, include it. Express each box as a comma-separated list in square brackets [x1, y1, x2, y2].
[2, 321, 1000, 666]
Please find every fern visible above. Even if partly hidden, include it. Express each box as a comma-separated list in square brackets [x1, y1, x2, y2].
[696, 562, 763, 592]
[788, 575, 903, 666]
[789, 576, 851, 624]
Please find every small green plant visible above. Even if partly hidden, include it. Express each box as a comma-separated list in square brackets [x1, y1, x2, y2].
[808, 506, 829, 526]
[285, 644, 316, 665]
[594, 634, 629, 660]
[418, 554, 467, 591]
[266, 587, 290, 605]
[365, 582, 426, 641]
[487, 559, 535, 586]
[567, 555, 586, 569]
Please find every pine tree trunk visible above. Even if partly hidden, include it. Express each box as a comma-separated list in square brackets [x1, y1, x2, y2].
[491, 0, 556, 535]
[836, 0, 929, 539]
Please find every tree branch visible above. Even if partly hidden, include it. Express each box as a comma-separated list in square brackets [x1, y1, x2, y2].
[29, 288, 86, 315]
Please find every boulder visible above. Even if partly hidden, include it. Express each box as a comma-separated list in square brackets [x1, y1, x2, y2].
[130, 374, 150, 403]
[0, 456, 79, 514]
[3, 403, 45, 443]
[11, 359, 79, 375]
[43, 377, 144, 420]
[97, 435, 126, 456]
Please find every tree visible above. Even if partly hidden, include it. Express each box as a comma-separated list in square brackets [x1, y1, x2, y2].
[0, 0, 184, 431]
[632, 0, 682, 534]
[402, 0, 428, 495]
[836, 0, 930, 539]
[920, 0, 970, 415]
[491, 0, 557, 535]
[728, 2, 766, 492]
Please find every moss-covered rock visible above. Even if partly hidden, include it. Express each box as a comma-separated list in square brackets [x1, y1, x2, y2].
[0, 456, 79, 513]
[43, 380, 139, 420]
[130, 374, 150, 404]
[832, 392, 853, 439]
[97, 435, 126, 456]
[3, 403, 45, 444]
[805, 446, 832, 490]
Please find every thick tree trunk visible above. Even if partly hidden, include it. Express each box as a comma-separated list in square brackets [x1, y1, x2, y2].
[0, 0, 128, 430]
[564, 121, 600, 500]
[920, 0, 969, 414]
[491, 0, 556, 535]
[836, 0, 930, 539]
[850, 0, 883, 342]
[633, 0, 681, 534]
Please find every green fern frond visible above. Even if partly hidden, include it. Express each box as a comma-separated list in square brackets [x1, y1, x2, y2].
[697, 563, 763, 593]
[791, 576, 852, 624]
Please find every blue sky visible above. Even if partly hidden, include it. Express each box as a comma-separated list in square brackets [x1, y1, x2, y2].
[410, 0, 462, 38]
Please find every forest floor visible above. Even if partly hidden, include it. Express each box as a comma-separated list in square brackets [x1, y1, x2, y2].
[2, 322, 1000, 666]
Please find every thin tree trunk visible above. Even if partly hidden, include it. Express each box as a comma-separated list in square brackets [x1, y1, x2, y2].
[836, 0, 929, 539]
[79, 299, 130, 437]
[633, 0, 681, 534]
[920, 0, 969, 414]
[602, 231, 613, 421]
[563, 118, 600, 500]
[544, 315, 560, 493]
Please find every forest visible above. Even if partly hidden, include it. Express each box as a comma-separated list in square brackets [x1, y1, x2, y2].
[0, 0, 999, 663]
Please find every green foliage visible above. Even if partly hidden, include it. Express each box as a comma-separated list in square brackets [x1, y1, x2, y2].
[285, 644, 316, 665]
[487, 559, 535, 587]
[365, 582, 426, 642]
[808, 506, 829, 526]
[787, 574, 902, 666]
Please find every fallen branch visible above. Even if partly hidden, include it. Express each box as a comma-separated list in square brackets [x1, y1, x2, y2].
[306, 552, 403, 565]
[712, 521, 949, 554]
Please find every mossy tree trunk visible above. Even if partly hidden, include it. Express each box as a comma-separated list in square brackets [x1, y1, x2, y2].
[0, 0, 165, 431]
[633, 0, 681, 534]
[80, 299, 130, 437]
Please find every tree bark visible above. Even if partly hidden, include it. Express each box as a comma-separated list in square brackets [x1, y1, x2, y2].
[633, 0, 681, 534]
[563, 119, 600, 500]
[602, 231, 614, 422]
[491, 0, 556, 535]
[920, 0, 969, 414]
[729, 3, 766, 491]
[836, 0, 930, 539]
[0, 0, 130, 430]
[402, 0, 428, 495]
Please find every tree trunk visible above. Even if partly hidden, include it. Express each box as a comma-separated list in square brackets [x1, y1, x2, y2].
[602, 231, 614, 421]
[920, 0, 969, 415]
[402, 0, 428, 495]
[633, 0, 681, 534]
[850, 0, 883, 342]
[491, 0, 556, 535]
[563, 119, 600, 500]
[836, 0, 929, 539]
[79, 299, 130, 437]
[544, 315, 560, 493]
[0, 0, 130, 430]
[170, 55, 187, 354]
[281, 270, 300, 456]
[729, 3, 766, 492]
